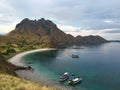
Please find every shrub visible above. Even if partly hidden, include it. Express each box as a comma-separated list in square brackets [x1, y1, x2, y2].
[2, 52, 9, 55]
[6, 48, 16, 53]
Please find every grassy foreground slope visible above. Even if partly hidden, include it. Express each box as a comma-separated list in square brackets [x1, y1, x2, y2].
[0, 74, 59, 90]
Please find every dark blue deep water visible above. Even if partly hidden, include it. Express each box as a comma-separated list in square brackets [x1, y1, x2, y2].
[23, 42, 120, 90]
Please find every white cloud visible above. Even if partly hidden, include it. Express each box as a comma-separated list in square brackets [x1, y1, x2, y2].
[0, 0, 19, 34]
[58, 24, 101, 36]
[65, 29, 100, 37]
[58, 24, 80, 32]
[58, 24, 120, 40]
[0, 0, 18, 24]
[0, 22, 18, 34]
[104, 20, 114, 24]
[98, 32, 120, 40]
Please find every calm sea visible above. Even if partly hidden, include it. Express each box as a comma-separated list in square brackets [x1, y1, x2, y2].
[23, 42, 120, 90]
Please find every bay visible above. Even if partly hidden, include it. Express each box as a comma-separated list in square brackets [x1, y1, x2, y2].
[23, 42, 120, 90]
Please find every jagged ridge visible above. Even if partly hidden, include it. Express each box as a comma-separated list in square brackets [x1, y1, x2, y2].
[6, 18, 107, 47]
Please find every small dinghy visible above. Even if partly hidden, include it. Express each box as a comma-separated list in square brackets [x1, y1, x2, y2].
[68, 77, 82, 85]
[59, 72, 69, 82]
[72, 54, 79, 58]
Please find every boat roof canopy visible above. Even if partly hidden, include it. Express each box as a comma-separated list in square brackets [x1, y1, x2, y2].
[73, 78, 79, 81]
[64, 72, 69, 75]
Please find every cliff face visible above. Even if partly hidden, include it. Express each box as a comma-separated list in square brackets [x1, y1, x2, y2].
[6, 18, 107, 47]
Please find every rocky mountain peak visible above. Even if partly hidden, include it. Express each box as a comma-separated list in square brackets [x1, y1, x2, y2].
[21, 18, 30, 23]
[76, 35, 82, 38]
[37, 18, 57, 28]
[38, 18, 45, 21]
[15, 18, 57, 31]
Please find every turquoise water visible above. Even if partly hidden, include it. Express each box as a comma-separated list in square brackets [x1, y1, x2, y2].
[23, 42, 120, 90]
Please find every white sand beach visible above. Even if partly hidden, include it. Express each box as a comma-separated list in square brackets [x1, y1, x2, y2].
[9, 48, 56, 66]
[8, 48, 63, 88]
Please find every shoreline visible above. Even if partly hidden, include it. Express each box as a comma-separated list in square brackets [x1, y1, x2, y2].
[8, 48, 66, 89]
[9, 48, 56, 66]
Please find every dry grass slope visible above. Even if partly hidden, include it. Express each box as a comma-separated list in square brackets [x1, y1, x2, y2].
[0, 74, 60, 90]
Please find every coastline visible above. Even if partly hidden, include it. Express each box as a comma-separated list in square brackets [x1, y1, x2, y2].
[9, 48, 56, 66]
[8, 48, 65, 89]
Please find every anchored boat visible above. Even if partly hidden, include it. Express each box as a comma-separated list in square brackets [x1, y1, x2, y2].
[59, 72, 69, 82]
[68, 77, 82, 85]
[72, 54, 79, 58]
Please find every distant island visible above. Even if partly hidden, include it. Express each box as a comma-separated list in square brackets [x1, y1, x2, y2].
[108, 40, 120, 42]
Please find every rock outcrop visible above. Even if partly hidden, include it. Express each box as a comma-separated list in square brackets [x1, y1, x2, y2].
[0, 52, 16, 75]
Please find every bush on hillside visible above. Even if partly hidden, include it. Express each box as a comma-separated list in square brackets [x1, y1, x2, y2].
[6, 48, 16, 53]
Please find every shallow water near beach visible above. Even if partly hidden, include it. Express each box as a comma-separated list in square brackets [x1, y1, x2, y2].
[23, 42, 120, 90]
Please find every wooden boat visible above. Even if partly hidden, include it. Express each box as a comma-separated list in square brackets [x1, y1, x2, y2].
[59, 72, 69, 82]
[72, 54, 79, 58]
[68, 77, 82, 85]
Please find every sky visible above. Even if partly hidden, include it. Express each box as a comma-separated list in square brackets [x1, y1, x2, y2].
[0, 0, 120, 40]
